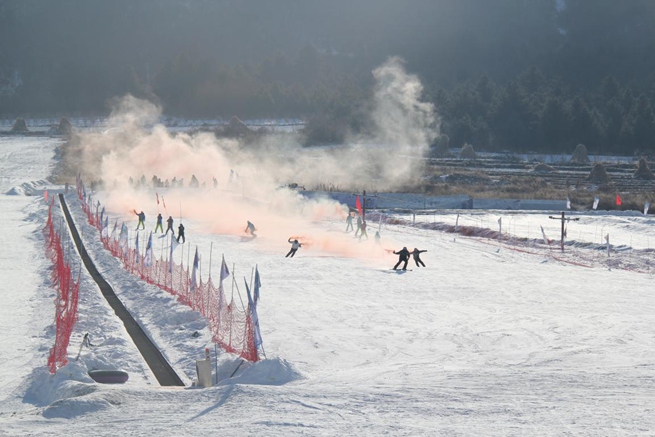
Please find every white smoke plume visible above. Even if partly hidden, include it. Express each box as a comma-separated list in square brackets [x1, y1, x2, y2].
[69, 59, 438, 260]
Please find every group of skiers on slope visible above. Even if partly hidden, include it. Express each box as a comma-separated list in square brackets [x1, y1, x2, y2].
[244, 220, 300, 258]
[136, 211, 425, 268]
[345, 211, 371, 241]
[134, 211, 185, 243]
[347, 212, 426, 270]
[392, 247, 427, 270]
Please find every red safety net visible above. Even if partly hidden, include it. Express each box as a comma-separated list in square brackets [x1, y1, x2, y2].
[44, 199, 80, 373]
[76, 179, 259, 362]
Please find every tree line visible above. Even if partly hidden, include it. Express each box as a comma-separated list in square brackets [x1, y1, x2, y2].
[2, 0, 655, 155]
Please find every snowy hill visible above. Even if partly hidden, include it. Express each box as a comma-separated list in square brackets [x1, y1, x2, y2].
[1, 136, 655, 435]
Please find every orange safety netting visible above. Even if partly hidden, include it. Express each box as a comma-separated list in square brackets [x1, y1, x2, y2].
[44, 199, 80, 373]
[76, 180, 259, 361]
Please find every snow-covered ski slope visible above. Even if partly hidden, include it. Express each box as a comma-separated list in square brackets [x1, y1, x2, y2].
[1, 136, 655, 436]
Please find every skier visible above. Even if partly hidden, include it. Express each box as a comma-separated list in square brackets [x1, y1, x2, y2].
[177, 223, 185, 243]
[286, 238, 301, 258]
[154, 213, 163, 233]
[392, 246, 410, 270]
[374, 231, 381, 245]
[345, 212, 354, 232]
[165, 216, 175, 236]
[359, 220, 368, 241]
[245, 221, 257, 237]
[135, 210, 146, 230]
[354, 215, 363, 237]
[411, 248, 427, 267]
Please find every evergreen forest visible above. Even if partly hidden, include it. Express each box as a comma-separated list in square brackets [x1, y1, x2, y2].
[2, 0, 655, 154]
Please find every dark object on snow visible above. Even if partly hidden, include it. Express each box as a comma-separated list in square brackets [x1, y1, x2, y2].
[191, 331, 200, 338]
[88, 369, 129, 384]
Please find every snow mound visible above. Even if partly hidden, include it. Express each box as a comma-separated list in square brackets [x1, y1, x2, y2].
[5, 180, 50, 196]
[6, 186, 26, 195]
[222, 358, 303, 386]
[24, 362, 96, 407]
[42, 396, 113, 419]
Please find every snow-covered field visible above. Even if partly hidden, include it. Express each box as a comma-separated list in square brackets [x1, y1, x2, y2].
[1, 136, 655, 436]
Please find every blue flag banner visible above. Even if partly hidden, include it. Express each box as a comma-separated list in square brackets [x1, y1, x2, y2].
[145, 232, 153, 267]
[244, 279, 262, 351]
[135, 232, 140, 264]
[220, 256, 230, 282]
[190, 247, 199, 292]
[254, 267, 261, 303]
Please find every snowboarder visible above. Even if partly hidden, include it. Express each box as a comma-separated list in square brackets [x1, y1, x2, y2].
[177, 223, 185, 243]
[245, 221, 257, 237]
[411, 248, 427, 267]
[165, 216, 174, 236]
[359, 220, 368, 241]
[286, 238, 301, 258]
[392, 247, 410, 270]
[135, 210, 145, 230]
[345, 212, 354, 232]
[154, 213, 163, 233]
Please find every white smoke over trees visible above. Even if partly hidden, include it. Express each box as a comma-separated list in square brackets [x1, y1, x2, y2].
[63, 59, 438, 259]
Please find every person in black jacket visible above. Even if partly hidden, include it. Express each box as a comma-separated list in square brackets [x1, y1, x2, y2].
[411, 248, 427, 267]
[393, 247, 410, 270]
[177, 223, 185, 243]
[245, 221, 257, 237]
[165, 216, 175, 236]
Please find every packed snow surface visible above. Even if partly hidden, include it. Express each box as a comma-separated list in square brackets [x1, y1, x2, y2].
[1, 137, 654, 436]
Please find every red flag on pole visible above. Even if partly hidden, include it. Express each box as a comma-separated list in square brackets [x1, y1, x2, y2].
[355, 195, 363, 217]
[156, 193, 160, 205]
[616, 194, 622, 206]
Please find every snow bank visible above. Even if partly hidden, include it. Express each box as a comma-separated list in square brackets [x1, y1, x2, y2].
[24, 361, 96, 407]
[5, 180, 50, 196]
[219, 358, 304, 386]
